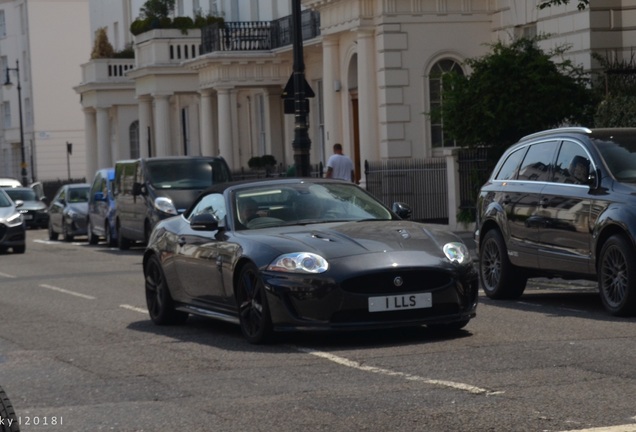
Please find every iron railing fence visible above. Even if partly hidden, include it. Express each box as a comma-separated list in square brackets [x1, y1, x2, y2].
[365, 158, 449, 224]
[456, 148, 492, 218]
[201, 10, 320, 54]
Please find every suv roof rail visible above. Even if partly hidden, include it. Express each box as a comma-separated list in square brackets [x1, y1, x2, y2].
[519, 126, 592, 142]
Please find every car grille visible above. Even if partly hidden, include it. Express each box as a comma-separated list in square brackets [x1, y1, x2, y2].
[341, 269, 454, 295]
[0, 224, 6, 239]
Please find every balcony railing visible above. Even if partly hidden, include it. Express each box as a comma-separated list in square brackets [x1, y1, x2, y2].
[201, 10, 320, 54]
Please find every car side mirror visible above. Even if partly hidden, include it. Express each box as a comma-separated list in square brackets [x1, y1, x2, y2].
[94, 192, 106, 202]
[132, 182, 145, 196]
[588, 169, 599, 189]
[392, 202, 412, 219]
[190, 212, 220, 231]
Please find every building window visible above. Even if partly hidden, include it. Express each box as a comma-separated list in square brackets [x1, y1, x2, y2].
[129, 121, 140, 159]
[429, 59, 464, 148]
[3, 101, 10, 129]
[0, 10, 5, 38]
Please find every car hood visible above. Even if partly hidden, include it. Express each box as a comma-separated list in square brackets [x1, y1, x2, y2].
[0, 206, 19, 221]
[246, 220, 463, 260]
[18, 201, 47, 211]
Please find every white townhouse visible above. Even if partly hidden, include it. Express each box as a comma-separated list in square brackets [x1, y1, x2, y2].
[0, 0, 90, 183]
[75, 0, 636, 226]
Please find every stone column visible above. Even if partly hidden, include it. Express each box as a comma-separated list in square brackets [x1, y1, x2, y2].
[96, 107, 111, 169]
[217, 88, 234, 168]
[357, 28, 379, 187]
[138, 96, 153, 158]
[200, 90, 215, 156]
[153, 94, 171, 157]
[83, 108, 97, 179]
[322, 36, 342, 152]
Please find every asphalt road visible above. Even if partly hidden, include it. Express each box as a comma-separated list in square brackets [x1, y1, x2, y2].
[0, 229, 635, 432]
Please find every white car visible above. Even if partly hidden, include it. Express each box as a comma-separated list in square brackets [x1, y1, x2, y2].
[0, 178, 22, 188]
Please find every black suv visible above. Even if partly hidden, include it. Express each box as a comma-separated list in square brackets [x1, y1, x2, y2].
[476, 127, 636, 316]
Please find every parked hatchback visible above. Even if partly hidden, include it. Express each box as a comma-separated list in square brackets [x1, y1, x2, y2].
[476, 127, 636, 316]
[0, 188, 26, 253]
[48, 183, 91, 242]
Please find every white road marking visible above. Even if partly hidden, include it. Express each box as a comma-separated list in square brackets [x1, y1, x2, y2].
[0, 272, 16, 278]
[119, 304, 147, 314]
[559, 425, 636, 432]
[294, 346, 497, 396]
[39, 284, 95, 300]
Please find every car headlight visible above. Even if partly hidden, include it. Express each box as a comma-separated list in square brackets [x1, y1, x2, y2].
[5, 212, 24, 227]
[267, 252, 329, 274]
[443, 242, 471, 264]
[154, 197, 177, 215]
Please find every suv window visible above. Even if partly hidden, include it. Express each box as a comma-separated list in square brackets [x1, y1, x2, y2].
[517, 141, 557, 182]
[495, 147, 526, 180]
[553, 140, 591, 185]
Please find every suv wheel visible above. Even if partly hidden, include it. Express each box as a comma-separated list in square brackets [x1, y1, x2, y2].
[479, 229, 526, 299]
[599, 235, 636, 316]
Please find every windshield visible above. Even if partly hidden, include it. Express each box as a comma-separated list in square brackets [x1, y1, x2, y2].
[594, 133, 636, 182]
[233, 182, 394, 230]
[146, 159, 230, 189]
[5, 188, 37, 202]
[0, 191, 12, 207]
[68, 187, 90, 203]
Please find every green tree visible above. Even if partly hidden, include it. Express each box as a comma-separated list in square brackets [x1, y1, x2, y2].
[437, 37, 595, 158]
[538, 0, 588, 10]
[140, 0, 175, 20]
[90, 27, 114, 59]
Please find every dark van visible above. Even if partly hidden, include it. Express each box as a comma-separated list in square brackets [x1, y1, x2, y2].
[113, 156, 232, 249]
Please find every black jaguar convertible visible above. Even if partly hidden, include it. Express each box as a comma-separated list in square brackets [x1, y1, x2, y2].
[143, 178, 478, 343]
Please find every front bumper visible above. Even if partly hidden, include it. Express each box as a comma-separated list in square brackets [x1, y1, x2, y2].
[0, 222, 26, 248]
[261, 258, 478, 332]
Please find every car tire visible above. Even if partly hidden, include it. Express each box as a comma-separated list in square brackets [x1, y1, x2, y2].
[0, 385, 20, 432]
[105, 222, 116, 247]
[117, 228, 130, 250]
[144, 255, 188, 325]
[236, 262, 273, 344]
[48, 223, 58, 241]
[87, 219, 98, 245]
[598, 235, 636, 316]
[63, 222, 73, 242]
[479, 229, 526, 299]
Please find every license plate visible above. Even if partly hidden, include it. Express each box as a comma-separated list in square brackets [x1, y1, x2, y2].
[23, 214, 33, 220]
[368, 293, 432, 312]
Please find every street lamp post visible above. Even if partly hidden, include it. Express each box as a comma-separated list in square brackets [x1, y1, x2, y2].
[290, 0, 311, 177]
[4, 60, 27, 186]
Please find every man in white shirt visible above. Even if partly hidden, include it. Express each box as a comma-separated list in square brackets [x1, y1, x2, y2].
[325, 143, 354, 182]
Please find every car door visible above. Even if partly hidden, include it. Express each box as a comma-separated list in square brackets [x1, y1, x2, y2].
[48, 187, 66, 232]
[173, 193, 236, 309]
[536, 139, 594, 274]
[501, 141, 556, 268]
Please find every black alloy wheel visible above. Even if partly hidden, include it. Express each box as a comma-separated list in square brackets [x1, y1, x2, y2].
[236, 263, 272, 344]
[599, 235, 636, 316]
[144, 255, 188, 325]
[479, 229, 526, 299]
